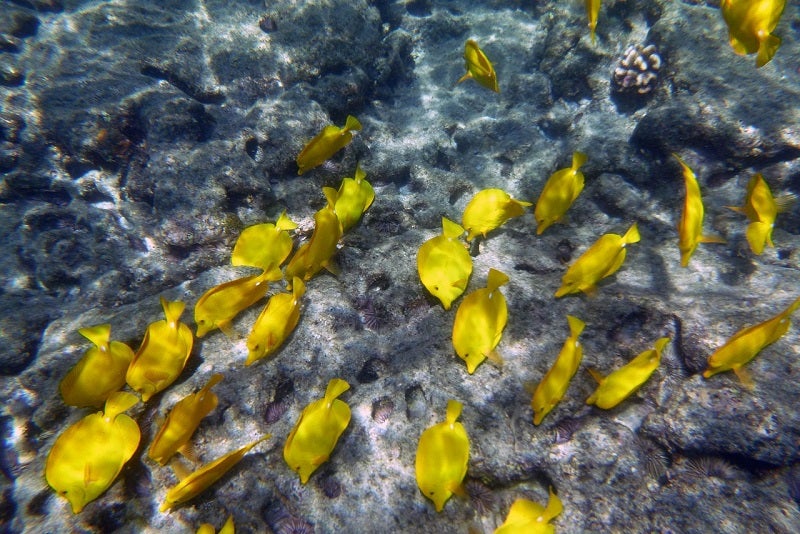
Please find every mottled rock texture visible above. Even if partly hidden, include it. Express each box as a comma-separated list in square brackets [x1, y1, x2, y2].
[2, 0, 800, 532]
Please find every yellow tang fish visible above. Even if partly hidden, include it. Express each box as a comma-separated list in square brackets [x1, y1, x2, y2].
[586, 337, 670, 409]
[59, 324, 134, 408]
[194, 268, 283, 338]
[531, 315, 585, 426]
[126, 298, 194, 402]
[721, 0, 786, 67]
[417, 217, 473, 310]
[246, 277, 306, 366]
[284, 187, 343, 287]
[452, 268, 509, 374]
[534, 151, 587, 235]
[555, 223, 640, 298]
[703, 295, 800, 388]
[415, 399, 470, 512]
[494, 486, 563, 534]
[296, 115, 362, 175]
[148, 373, 223, 466]
[462, 188, 532, 241]
[457, 39, 499, 93]
[674, 154, 725, 267]
[231, 212, 298, 272]
[284, 378, 351, 484]
[160, 435, 271, 512]
[46, 391, 140, 513]
[585, 0, 601, 43]
[728, 173, 793, 255]
[196, 515, 234, 534]
[334, 163, 375, 233]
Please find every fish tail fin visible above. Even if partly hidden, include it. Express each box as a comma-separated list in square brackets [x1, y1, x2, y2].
[441, 217, 466, 239]
[276, 211, 299, 231]
[344, 115, 362, 132]
[354, 162, 366, 183]
[78, 323, 112, 348]
[543, 486, 564, 522]
[746, 221, 771, 254]
[566, 315, 586, 338]
[572, 151, 588, 170]
[756, 34, 781, 68]
[260, 264, 284, 283]
[587, 367, 604, 384]
[292, 277, 307, 299]
[161, 298, 186, 327]
[104, 391, 140, 419]
[445, 399, 463, 425]
[322, 186, 338, 208]
[622, 222, 641, 245]
[325, 378, 350, 403]
[200, 373, 224, 396]
[456, 72, 473, 85]
[486, 268, 510, 293]
[782, 296, 800, 317]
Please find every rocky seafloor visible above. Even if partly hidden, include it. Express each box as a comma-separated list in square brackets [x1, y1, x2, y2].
[2, 0, 800, 532]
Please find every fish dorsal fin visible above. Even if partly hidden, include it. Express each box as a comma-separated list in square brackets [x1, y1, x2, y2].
[566, 315, 585, 338]
[653, 337, 670, 353]
[344, 115, 362, 132]
[621, 222, 641, 245]
[486, 268, 510, 293]
[276, 211, 299, 231]
[445, 399, 463, 426]
[542, 486, 563, 522]
[104, 391, 139, 420]
[78, 323, 112, 349]
[292, 277, 307, 300]
[161, 298, 187, 328]
[324, 378, 350, 405]
[241, 434, 272, 455]
[572, 151, 588, 170]
[441, 217, 465, 239]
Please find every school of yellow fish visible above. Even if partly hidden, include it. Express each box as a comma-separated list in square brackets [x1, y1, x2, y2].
[42, 2, 797, 531]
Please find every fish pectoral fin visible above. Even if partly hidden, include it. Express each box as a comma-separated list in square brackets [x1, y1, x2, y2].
[169, 457, 193, 481]
[323, 260, 341, 276]
[449, 481, 468, 499]
[487, 350, 504, 367]
[700, 234, 726, 244]
[732, 366, 755, 390]
[178, 441, 198, 463]
[523, 380, 538, 395]
[587, 367, 604, 384]
[217, 320, 239, 340]
[583, 285, 599, 298]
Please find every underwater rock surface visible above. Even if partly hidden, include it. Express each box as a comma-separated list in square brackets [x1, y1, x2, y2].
[2, 0, 800, 532]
